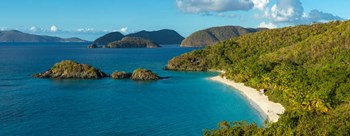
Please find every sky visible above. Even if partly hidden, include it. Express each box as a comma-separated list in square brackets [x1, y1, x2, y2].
[0, 0, 348, 40]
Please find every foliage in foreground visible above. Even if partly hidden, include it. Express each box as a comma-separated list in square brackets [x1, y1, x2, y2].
[167, 20, 350, 135]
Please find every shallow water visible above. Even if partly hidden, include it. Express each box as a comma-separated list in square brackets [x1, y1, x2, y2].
[0, 43, 263, 136]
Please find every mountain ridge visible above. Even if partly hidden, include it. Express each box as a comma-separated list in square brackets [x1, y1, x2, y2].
[0, 30, 87, 43]
[91, 29, 184, 47]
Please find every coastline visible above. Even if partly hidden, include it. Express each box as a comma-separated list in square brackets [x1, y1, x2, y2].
[209, 75, 285, 123]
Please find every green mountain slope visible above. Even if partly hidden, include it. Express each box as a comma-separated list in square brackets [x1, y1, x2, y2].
[93, 32, 125, 45]
[126, 29, 184, 44]
[166, 20, 350, 135]
[180, 26, 266, 47]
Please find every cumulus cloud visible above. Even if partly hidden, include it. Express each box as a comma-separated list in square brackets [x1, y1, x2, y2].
[29, 26, 37, 32]
[264, 0, 343, 25]
[120, 27, 128, 33]
[176, 0, 254, 14]
[270, 0, 304, 23]
[252, 0, 270, 10]
[50, 25, 58, 32]
[305, 9, 343, 23]
[175, 0, 343, 27]
[258, 21, 277, 28]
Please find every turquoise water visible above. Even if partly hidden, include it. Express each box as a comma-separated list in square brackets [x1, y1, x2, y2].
[0, 43, 263, 136]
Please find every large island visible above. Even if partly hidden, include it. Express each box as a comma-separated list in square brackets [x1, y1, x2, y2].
[167, 20, 350, 135]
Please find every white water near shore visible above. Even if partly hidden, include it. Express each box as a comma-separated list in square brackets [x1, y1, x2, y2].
[209, 75, 285, 122]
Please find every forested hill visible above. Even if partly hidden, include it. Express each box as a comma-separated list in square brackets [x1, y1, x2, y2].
[166, 20, 350, 135]
[180, 26, 266, 47]
[127, 29, 184, 44]
[92, 29, 184, 46]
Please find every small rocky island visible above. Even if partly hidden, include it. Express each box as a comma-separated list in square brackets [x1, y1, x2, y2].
[131, 68, 160, 80]
[105, 37, 160, 48]
[87, 43, 98, 48]
[33, 61, 165, 81]
[110, 71, 132, 79]
[33, 60, 107, 79]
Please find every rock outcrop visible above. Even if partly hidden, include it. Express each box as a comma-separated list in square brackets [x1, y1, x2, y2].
[131, 68, 160, 80]
[33, 60, 107, 79]
[110, 71, 132, 79]
[87, 43, 98, 48]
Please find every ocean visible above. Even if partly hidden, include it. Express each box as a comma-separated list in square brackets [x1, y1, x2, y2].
[0, 43, 263, 136]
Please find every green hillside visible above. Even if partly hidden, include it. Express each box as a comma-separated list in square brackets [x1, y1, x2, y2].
[106, 37, 160, 48]
[166, 20, 350, 135]
[180, 26, 266, 47]
[93, 32, 125, 45]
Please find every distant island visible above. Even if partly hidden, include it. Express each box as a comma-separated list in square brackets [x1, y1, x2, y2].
[105, 37, 160, 48]
[0, 30, 87, 43]
[180, 26, 267, 47]
[89, 29, 184, 48]
[127, 29, 184, 44]
[93, 31, 125, 46]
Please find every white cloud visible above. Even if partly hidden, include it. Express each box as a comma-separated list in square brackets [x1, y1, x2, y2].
[176, 0, 254, 14]
[258, 21, 277, 28]
[175, 0, 343, 25]
[75, 28, 95, 33]
[263, 0, 343, 25]
[269, 0, 304, 23]
[50, 25, 58, 32]
[30, 26, 37, 32]
[305, 9, 343, 23]
[0, 27, 8, 31]
[215, 13, 237, 18]
[252, 0, 270, 10]
[120, 27, 128, 33]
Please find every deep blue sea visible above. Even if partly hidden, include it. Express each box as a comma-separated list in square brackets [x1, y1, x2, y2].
[0, 43, 263, 136]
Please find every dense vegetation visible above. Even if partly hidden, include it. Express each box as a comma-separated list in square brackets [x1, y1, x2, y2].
[131, 68, 160, 80]
[180, 26, 266, 47]
[107, 37, 160, 48]
[110, 71, 132, 79]
[33, 60, 107, 79]
[167, 20, 350, 135]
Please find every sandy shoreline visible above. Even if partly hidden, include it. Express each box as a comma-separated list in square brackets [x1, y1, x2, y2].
[209, 75, 285, 122]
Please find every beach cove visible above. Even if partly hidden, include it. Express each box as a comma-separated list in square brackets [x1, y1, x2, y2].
[210, 75, 285, 122]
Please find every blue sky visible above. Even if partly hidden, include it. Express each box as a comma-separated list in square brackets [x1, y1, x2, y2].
[0, 0, 348, 40]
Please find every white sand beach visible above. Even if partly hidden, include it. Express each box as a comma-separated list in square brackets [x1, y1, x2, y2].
[209, 75, 285, 122]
